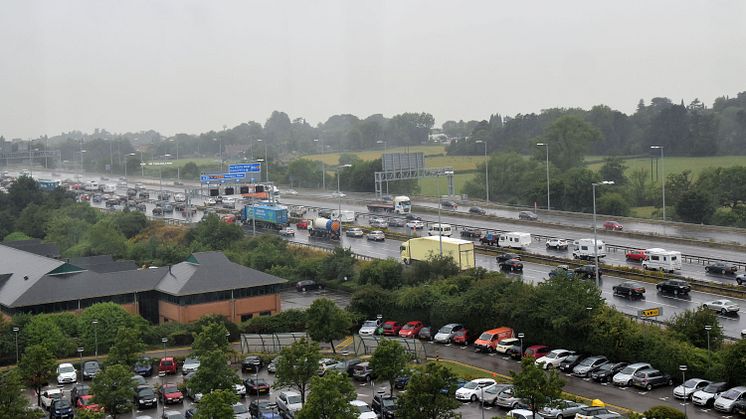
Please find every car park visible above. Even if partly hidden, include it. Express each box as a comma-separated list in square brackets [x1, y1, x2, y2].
[56, 362, 77, 384]
[295, 280, 323, 292]
[545, 238, 569, 250]
[346, 227, 364, 238]
[674, 378, 711, 400]
[434, 323, 466, 344]
[499, 258, 523, 272]
[603, 220, 624, 231]
[706, 261, 738, 274]
[535, 349, 573, 370]
[367, 230, 385, 241]
[518, 211, 538, 221]
[276, 390, 304, 417]
[612, 282, 645, 298]
[350, 400, 377, 419]
[632, 368, 673, 391]
[714, 386, 746, 413]
[625, 249, 647, 262]
[656, 279, 691, 295]
[703, 299, 740, 314]
[469, 206, 486, 215]
[399, 320, 424, 338]
[591, 361, 628, 383]
[692, 381, 729, 407]
[455, 378, 497, 402]
[572, 355, 608, 377]
[538, 399, 587, 419]
[82, 360, 101, 380]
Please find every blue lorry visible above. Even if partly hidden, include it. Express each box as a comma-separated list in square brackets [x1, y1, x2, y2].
[242, 204, 289, 229]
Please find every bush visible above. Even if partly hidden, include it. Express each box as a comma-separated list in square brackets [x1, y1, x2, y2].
[641, 405, 685, 419]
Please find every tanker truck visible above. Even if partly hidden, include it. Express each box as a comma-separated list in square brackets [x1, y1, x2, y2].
[308, 217, 341, 240]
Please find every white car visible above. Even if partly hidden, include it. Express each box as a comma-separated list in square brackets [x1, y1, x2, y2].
[405, 220, 425, 230]
[331, 191, 347, 198]
[545, 238, 569, 250]
[276, 390, 303, 416]
[174, 193, 186, 202]
[612, 362, 651, 386]
[535, 349, 573, 370]
[346, 228, 364, 238]
[205, 198, 217, 205]
[56, 362, 77, 384]
[673, 378, 710, 400]
[284, 189, 298, 195]
[182, 358, 201, 375]
[455, 378, 497, 402]
[279, 227, 296, 237]
[350, 400, 377, 419]
[40, 388, 63, 410]
[358, 319, 381, 336]
[367, 230, 385, 241]
[318, 358, 338, 376]
[233, 383, 247, 398]
[703, 299, 740, 314]
[495, 338, 519, 354]
[507, 408, 538, 419]
[369, 217, 388, 228]
[714, 386, 746, 413]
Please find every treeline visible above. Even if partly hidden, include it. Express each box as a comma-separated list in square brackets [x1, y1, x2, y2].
[446, 92, 746, 157]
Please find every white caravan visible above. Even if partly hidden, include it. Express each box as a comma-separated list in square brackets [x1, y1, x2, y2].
[499, 232, 532, 250]
[572, 239, 606, 260]
[642, 249, 682, 273]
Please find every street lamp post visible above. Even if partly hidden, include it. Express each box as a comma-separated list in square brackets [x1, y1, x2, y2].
[314, 138, 326, 190]
[124, 153, 135, 179]
[140, 151, 144, 177]
[651, 145, 666, 222]
[80, 149, 87, 177]
[517, 332, 525, 357]
[536, 143, 550, 210]
[12, 326, 19, 364]
[336, 164, 352, 241]
[92, 319, 99, 357]
[257, 139, 268, 182]
[592, 181, 615, 287]
[161, 337, 168, 358]
[436, 170, 455, 256]
[214, 138, 223, 172]
[679, 365, 688, 418]
[77, 347, 84, 376]
[476, 140, 489, 202]
[377, 139, 389, 195]
[704, 325, 712, 366]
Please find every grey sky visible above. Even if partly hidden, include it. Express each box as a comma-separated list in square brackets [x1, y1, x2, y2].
[1, 0, 744, 139]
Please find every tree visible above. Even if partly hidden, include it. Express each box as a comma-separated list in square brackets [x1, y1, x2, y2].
[192, 321, 231, 358]
[74, 410, 105, 419]
[22, 314, 76, 357]
[396, 362, 461, 419]
[305, 298, 352, 354]
[638, 405, 685, 419]
[369, 339, 409, 396]
[187, 350, 239, 395]
[194, 389, 238, 419]
[723, 339, 746, 385]
[18, 345, 56, 407]
[90, 364, 135, 418]
[596, 192, 631, 216]
[106, 328, 145, 367]
[86, 218, 128, 258]
[0, 369, 44, 419]
[296, 372, 358, 419]
[538, 115, 601, 171]
[273, 338, 321, 404]
[358, 258, 403, 289]
[511, 358, 565, 418]
[188, 213, 243, 250]
[80, 302, 146, 357]
[675, 190, 716, 224]
[668, 308, 723, 350]
[599, 157, 628, 186]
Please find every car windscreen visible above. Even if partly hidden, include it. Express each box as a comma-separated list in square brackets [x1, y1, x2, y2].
[356, 404, 372, 413]
[620, 366, 637, 374]
[362, 321, 377, 327]
[233, 404, 249, 413]
[683, 379, 701, 388]
[462, 381, 479, 389]
[478, 333, 493, 341]
[703, 383, 724, 393]
[720, 389, 741, 400]
[138, 388, 155, 398]
[287, 395, 302, 404]
[439, 325, 454, 334]
[59, 366, 74, 373]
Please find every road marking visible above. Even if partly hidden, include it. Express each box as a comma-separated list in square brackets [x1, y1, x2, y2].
[638, 391, 648, 395]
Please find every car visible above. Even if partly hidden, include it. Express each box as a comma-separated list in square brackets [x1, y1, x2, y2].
[70, 383, 90, 405]
[495, 337, 519, 354]
[538, 399, 587, 419]
[76, 394, 103, 412]
[56, 362, 77, 384]
[674, 378, 711, 400]
[441, 200, 458, 209]
[249, 400, 283, 418]
[296, 280, 323, 292]
[404, 213, 422, 221]
[279, 227, 295, 236]
[132, 374, 147, 387]
[737, 274, 746, 285]
[394, 374, 411, 390]
[350, 400, 377, 419]
[507, 408, 538, 419]
[612, 282, 646, 298]
[625, 249, 647, 262]
[296, 219, 309, 229]
[706, 261, 738, 274]
[317, 358, 339, 376]
[545, 238, 569, 250]
[388, 217, 406, 227]
[632, 368, 673, 391]
[572, 355, 608, 377]
[523, 345, 550, 360]
[547, 265, 572, 279]
[575, 406, 620, 419]
[135, 385, 158, 409]
[352, 362, 375, 382]
[506, 344, 524, 360]
[358, 319, 382, 336]
[455, 378, 497, 402]
[276, 390, 303, 417]
[591, 362, 628, 383]
[158, 383, 184, 404]
[49, 399, 74, 419]
[703, 299, 740, 314]
[451, 327, 470, 345]
[244, 377, 270, 395]
[434, 323, 466, 344]
[574, 265, 601, 279]
[460, 227, 483, 238]
[82, 360, 101, 380]
[714, 386, 746, 413]
[182, 357, 200, 375]
[494, 253, 520, 264]
[241, 355, 263, 372]
[656, 279, 691, 295]
[163, 204, 174, 213]
[418, 326, 433, 340]
[493, 385, 526, 409]
[159, 357, 177, 375]
[535, 349, 574, 370]
[369, 217, 389, 228]
[152, 207, 163, 216]
[405, 220, 424, 229]
[327, 358, 362, 377]
[40, 388, 63, 410]
[371, 394, 397, 419]
[134, 357, 154, 377]
[265, 356, 281, 374]
[162, 411, 187, 419]
[603, 220, 624, 231]
[558, 353, 587, 373]
[469, 206, 487, 215]
[518, 211, 538, 221]
[399, 321, 424, 338]
[692, 381, 729, 407]
[346, 227, 364, 238]
[499, 258, 523, 272]
[233, 382, 247, 398]
[477, 383, 511, 406]
[612, 362, 651, 386]
[367, 230, 385, 241]
[331, 191, 347, 198]
[284, 189, 298, 195]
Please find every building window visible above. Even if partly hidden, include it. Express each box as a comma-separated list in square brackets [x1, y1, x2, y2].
[259, 311, 271, 317]
[240, 313, 253, 322]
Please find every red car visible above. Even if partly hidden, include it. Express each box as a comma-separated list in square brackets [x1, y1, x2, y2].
[296, 219, 309, 229]
[451, 328, 470, 345]
[399, 321, 424, 338]
[381, 321, 402, 336]
[603, 221, 624, 231]
[523, 345, 550, 359]
[158, 357, 177, 375]
[76, 395, 102, 412]
[625, 249, 647, 262]
[158, 383, 183, 404]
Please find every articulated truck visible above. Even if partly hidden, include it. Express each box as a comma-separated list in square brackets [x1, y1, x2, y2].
[366, 196, 412, 214]
[400, 236, 475, 270]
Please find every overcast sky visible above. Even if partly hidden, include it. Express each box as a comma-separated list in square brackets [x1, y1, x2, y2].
[1, 0, 745, 139]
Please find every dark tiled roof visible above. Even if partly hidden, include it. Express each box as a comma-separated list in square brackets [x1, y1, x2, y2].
[70, 256, 138, 273]
[3, 239, 60, 259]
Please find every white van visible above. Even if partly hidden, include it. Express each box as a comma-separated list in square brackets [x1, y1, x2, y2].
[572, 239, 606, 260]
[642, 249, 682, 273]
[428, 223, 453, 237]
[499, 232, 532, 250]
[331, 210, 356, 223]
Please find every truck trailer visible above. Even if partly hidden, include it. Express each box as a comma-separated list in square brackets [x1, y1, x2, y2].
[366, 196, 412, 214]
[242, 204, 289, 229]
[400, 236, 475, 270]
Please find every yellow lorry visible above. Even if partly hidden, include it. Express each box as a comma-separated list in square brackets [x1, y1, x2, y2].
[400, 236, 476, 270]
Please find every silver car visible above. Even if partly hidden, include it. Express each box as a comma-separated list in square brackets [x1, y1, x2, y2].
[538, 399, 587, 419]
[478, 383, 511, 406]
[714, 386, 746, 413]
[493, 385, 526, 409]
[703, 299, 740, 314]
[433, 323, 465, 344]
[612, 362, 651, 386]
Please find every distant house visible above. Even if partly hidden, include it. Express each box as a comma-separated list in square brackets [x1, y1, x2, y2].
[0, 245, 286, 324]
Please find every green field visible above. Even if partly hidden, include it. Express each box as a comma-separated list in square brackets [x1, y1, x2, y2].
[418, 173, 474, 197]
[303, 145, 447, 166]
[586, 155, 746, 177]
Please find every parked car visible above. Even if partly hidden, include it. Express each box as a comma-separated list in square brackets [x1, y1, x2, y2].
[276, 390, 303, 417]
[358, 319, 382, 336]
[371, 394, 397, 419]
[613, 362, 651, 386]
[455, 378, 497, 402]
[507, 344, 524, 360]
[674, 378, 711, 400]
[158, 383, 184, 404]
[575, 406, 620, 419]
[49, 399, 74, 419]
[56, 362, 77, 384]
[706, 262, 738, 274]
[346, 227, 364, 238]
[70, 383, 90, 405]
[469, 206, 487, 215]
[546, 238, 569, 250]
[159, 357, 177, 375]
[625, 249, 648, 262]
[133, 357, 153, 377]
[76, 394, 103, 412]
[499, 259, 524, 272]
[418, 326, 433, 341]
[460, 227, 483, 238]
[367, 230, 385, 241]
[538, 399, 587, 419]
[82, 360, 101, 380]
[182, 358, 200, 375]
[394, 375, 410, 390]
[350, 400, 377, 419]
[244, 377, 270, 395]
[703, 299, 740, 314]
[434, 323, 465, 344]
[451, 327, 471, 345]
[477, 383, 511, 406]
[612, 282, 646, 298]
[352, 362, 375, 382]
[692, 381, 729, 407]
[496, 253, 521, 263]
[737, 274, 746, 285]
[266, 356, 281, 374]
[40, 388, 63, 410]
[381, 321, 402, 336]
[493, 385, 526, 409]
[327, 358, 362, 377]
[135, 385, 158, 409]
[572, 355, 609, 377]
[317, 358, 339, 376]
[232, 402, 252, 419]
[241, 355, 263, 373]
[518, 211, 538, 221]
[591, 362, 628, 383]
[249, 400, 282, 419]
[714, 386, 746, 413]
[131, 374, 147, 387]
[535, 349, 574, 370]
[558, 353, 587, 373]
[603, 220, 624, 231]
[656, 279, 691, 295]
[632, 369, 673, 391]
[496, 337, 519, 354]
[399, 321, 424, 338]
[296, 280, 323, 292]
[523, 345, 550, 360]
[574, 265, 601, 279]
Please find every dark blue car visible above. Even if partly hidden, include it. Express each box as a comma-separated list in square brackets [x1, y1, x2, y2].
[133, 357, 153, 377]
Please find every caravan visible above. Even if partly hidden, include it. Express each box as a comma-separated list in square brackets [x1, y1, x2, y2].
[642, 249, 682, 273]
[498, 232, 532, 250]
[572, 239, 606, 260]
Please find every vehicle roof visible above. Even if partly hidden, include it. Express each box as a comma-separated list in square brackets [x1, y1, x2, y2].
[526, 344, 548, 349]
[58, 362, 74, 367]
[350, 400, 368, 406]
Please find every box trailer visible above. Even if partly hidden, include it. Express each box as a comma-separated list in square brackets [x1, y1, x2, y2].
[400, 236, 475, 270]
[642, 249, 682, 273]
[498, 232, 532, 250]
[572, 238, 606, 260]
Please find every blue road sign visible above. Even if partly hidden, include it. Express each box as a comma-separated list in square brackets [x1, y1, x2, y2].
[200, 172, 247, 183]
[229, 163, 261, 173]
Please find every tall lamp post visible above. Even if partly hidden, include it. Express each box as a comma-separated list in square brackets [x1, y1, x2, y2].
[336, 164, 352, 241]
[436, 170, 455, 256]
[77, 347, 84, 376]
[214, 138, 223, 172]
[12, 326, 19, 364]
[517, 332, 525, 357]
[92, 319, 99, 357]
[377, 139, 389, 195]
[679, 365, 688, 418]
[704, 325, 712, 366]
[475, 140, 489, 202]
[124, 153, 136, 180]
[161, 337, 168, 358]
[536, 143, 550, 210]
[314, 138, 325, 190]
[80, 149, 87, 177]
[592, 180, 615, 286]
[257, 139, 268, 182]
[650, 145, 666, 221]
